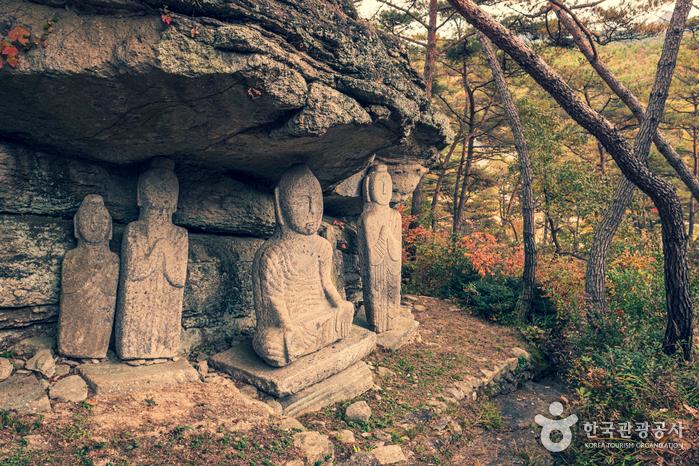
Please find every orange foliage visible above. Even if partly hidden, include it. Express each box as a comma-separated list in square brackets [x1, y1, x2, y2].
[459, 232, 523, 277]
[537, 256, 586, 311]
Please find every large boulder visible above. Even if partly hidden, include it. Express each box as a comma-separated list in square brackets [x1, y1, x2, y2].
[0, 0, 451, 186]
[0, 0, 451, 355]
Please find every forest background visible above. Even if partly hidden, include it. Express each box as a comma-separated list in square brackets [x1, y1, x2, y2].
[356, 0, 699, 462]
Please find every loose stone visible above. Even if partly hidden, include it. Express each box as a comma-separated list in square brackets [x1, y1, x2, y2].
[26, 349, 55, 378]
[196, 360, 208, 377]
[293, 431, 334, 464]
[277, 416, 305, 431]
[11, 359, 25, 369]
[332, 429, 356, 445]
[49, 375, 88, 402]
[54, 364, 71, 378]
[346, 400, 372, 422]
[0, 359, 13, 381]
[371, 444, 407, 465]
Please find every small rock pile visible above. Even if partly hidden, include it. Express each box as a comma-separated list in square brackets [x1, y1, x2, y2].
[0, 338, 89, 414]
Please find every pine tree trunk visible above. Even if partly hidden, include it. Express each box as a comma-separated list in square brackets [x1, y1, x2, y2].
[554, 1, 693, 319]
[423, 0, 438, 100]
[479, 32, 536, 320]
[413, 0, 438, 229]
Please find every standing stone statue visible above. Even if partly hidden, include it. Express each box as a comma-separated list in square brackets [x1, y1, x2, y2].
[115, 158, 188, 360]
[252, 164, 354, 367]
[357, 164, 402, 333]
[58, 194, 119, 359]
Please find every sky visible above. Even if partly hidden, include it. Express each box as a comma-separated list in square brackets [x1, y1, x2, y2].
[356, 0, 697, 24]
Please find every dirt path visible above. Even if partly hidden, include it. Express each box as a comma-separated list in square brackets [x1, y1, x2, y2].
[451, 379, 567, 466]
[1, 295, 565, 465]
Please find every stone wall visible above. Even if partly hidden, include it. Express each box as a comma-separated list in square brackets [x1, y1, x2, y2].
[0, 143, 272, 354]
[0, 142, 370, 355]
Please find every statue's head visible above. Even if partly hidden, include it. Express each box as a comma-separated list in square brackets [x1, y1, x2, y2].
[137, 158, 179, 214]
[364, 163, 392, 206]
[74, 194, 112, 244]
[275, 164, 323, 235]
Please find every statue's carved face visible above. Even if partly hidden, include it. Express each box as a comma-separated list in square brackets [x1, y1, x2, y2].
[138, 169, 179, 213]
[277, 165, 323, 236]
[369, 171, 392, 206]
[77, 203, 111, 243]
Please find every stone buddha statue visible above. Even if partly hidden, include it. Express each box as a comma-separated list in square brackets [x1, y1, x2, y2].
[115, 158, 189, 360]
[357, 163, 402, 333]
[252, 164, 354, 367]
[58, 194, 119, 359]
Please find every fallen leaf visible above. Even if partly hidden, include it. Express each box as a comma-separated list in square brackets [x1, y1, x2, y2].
[683, 403, 698, 419]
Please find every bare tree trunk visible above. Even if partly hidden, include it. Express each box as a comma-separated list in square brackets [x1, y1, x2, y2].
[453, 66, 476, 234]
[410, 174, 425, 228]
[431, 134, 462, 230]
[447, 0, 694, 360]
[454, 121, 475, 234]
[690, 98, 698, 243]
[479, 32, 536, 320]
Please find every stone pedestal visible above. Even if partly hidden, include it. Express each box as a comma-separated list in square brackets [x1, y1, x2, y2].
[210, 325, 375, 416]
[78, 359, 199, 396]
[355, 306, 419, 350]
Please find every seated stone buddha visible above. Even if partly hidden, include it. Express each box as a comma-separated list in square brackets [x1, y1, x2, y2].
[252, 164, 354, 367]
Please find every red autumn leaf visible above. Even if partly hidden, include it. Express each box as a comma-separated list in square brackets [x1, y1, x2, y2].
[191, 26, 199, 37]
[1, 44, 18, 58]
[8, 26, 31, 46]
[6, 55, 17, 68]
[161, 14, 173, 26]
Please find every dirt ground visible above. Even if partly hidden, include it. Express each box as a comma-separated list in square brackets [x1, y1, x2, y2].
[1, 296, 547, 465]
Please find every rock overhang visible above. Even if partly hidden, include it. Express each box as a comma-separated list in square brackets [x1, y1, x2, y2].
[1, 0, 452, 188]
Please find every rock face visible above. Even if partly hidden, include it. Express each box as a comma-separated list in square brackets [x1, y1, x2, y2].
[0, 0, 450, 186]
[115, 158, 188, 360]
[58, 195, 119, 359]
[0, 0, 450, 355]
[252, 165, 354, 367]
